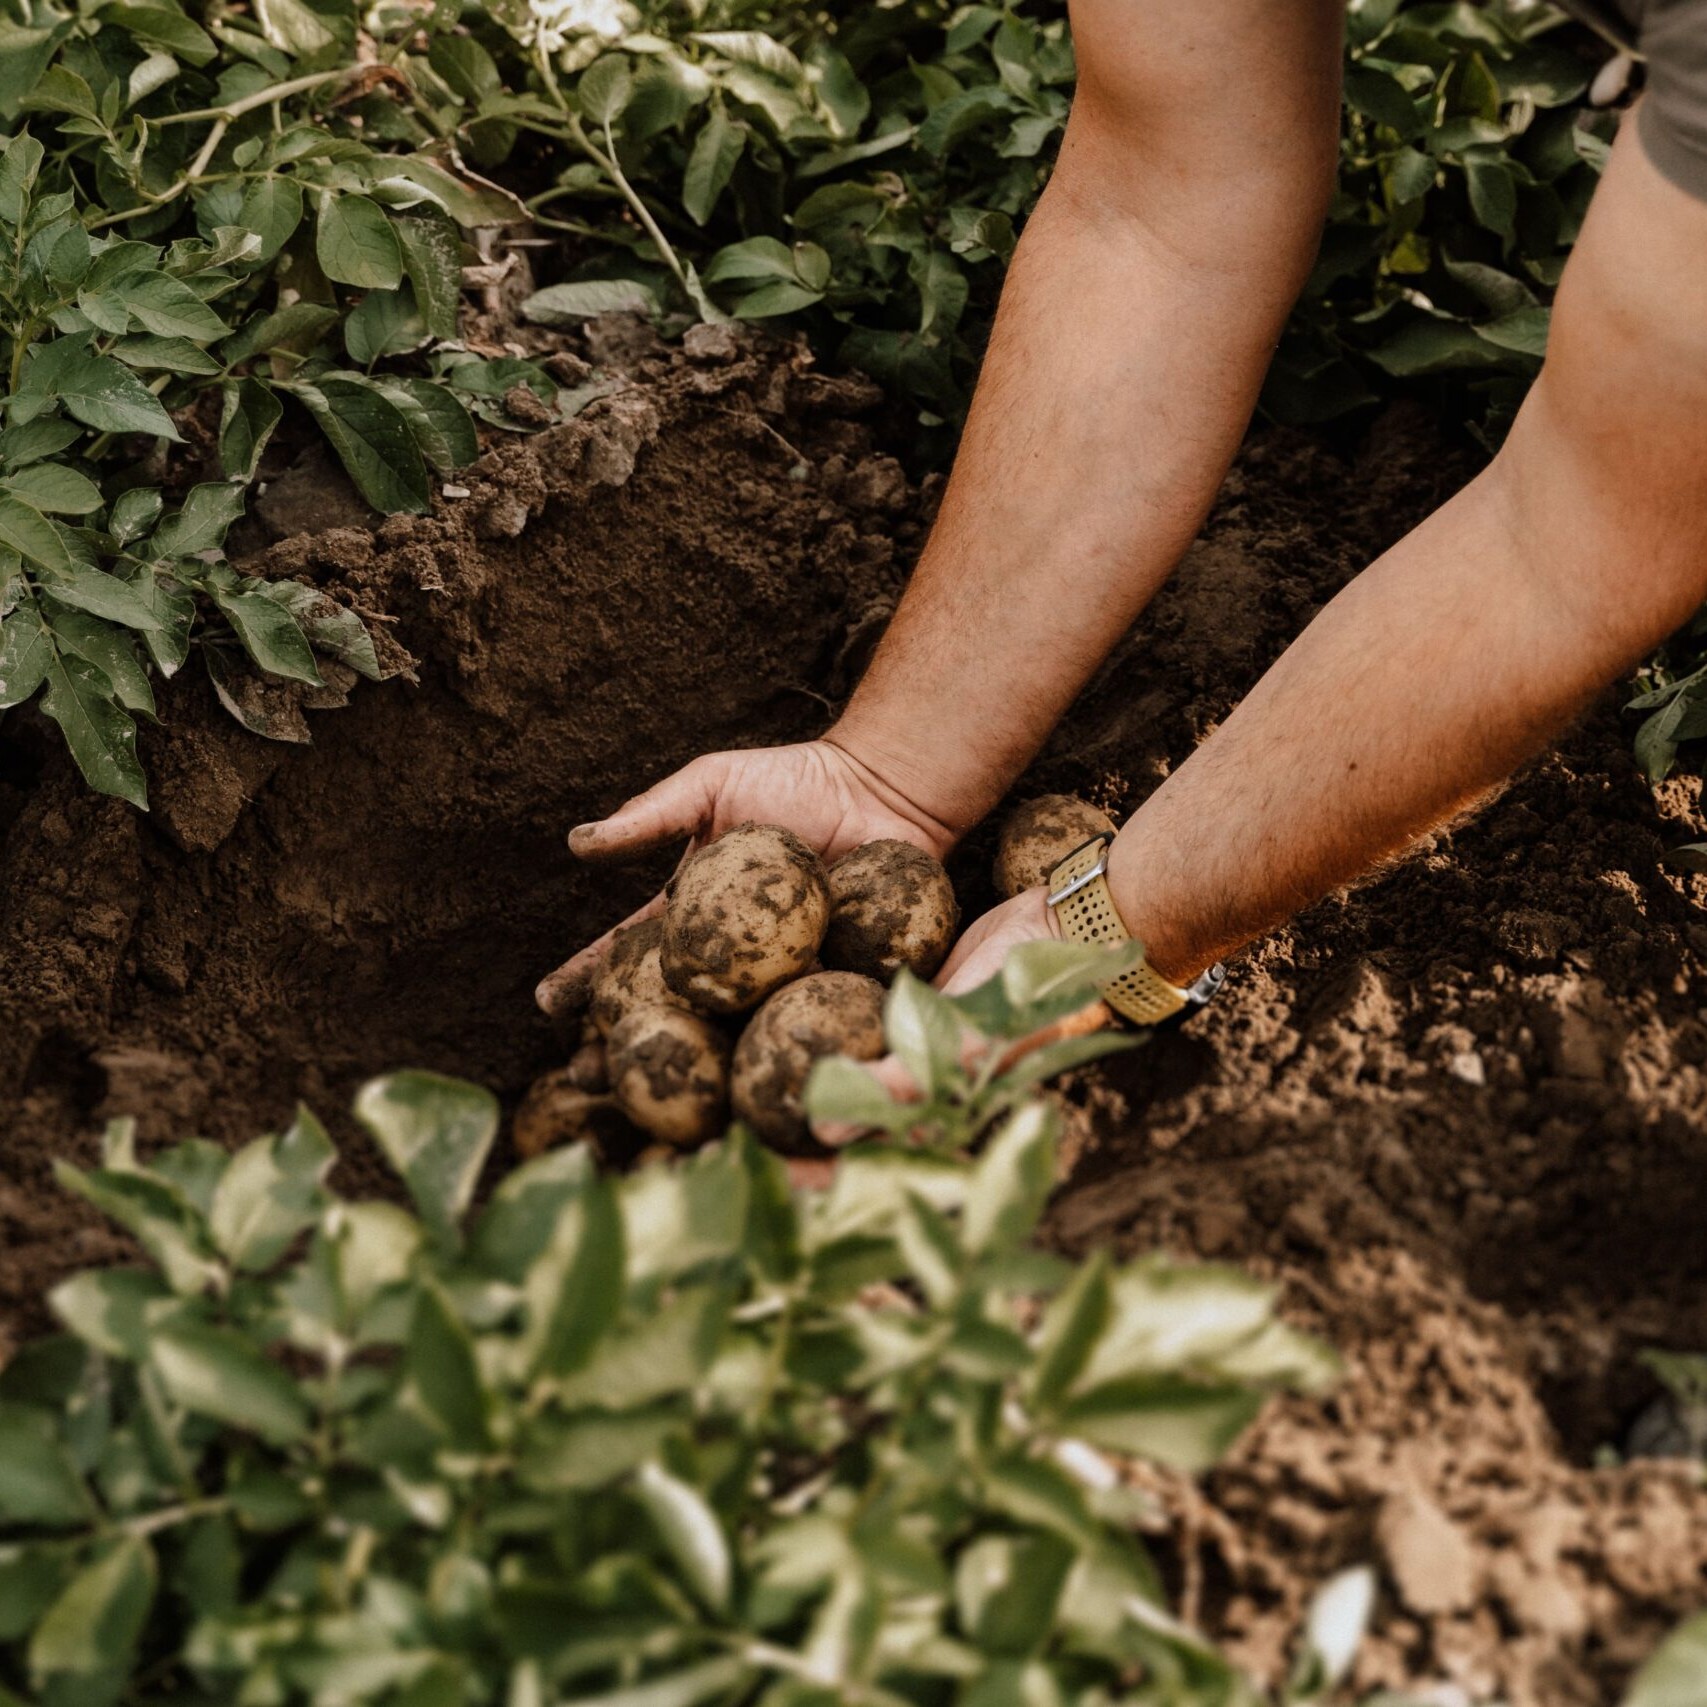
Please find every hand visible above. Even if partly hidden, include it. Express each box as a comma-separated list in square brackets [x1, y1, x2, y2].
[536, 738, 956, 1018]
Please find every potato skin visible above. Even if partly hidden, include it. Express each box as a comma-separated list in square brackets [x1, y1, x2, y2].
[590, 916, 692, 1037]
[661, 823, 831, 1014]
[513, 1071, 631, 1160]
[993, 795, 1117, 899]
[732, 971, 886, 1148]
[823, 840, 959, 983]
[607, 1005, 731, 1148]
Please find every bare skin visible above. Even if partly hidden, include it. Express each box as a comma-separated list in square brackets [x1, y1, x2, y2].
[543, 2, 1707, 1107]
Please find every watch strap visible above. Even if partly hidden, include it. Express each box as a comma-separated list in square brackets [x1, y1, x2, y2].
[1047, 835, 1224, 1027]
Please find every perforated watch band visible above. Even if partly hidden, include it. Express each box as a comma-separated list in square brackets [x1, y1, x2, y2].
[1047, 835, 1225, 1028]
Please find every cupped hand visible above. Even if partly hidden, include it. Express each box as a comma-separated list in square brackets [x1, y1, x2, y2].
[536, 738, 956, 1019]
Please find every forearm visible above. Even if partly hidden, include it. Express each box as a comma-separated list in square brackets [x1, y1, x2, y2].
[829, 5, 1341, 836]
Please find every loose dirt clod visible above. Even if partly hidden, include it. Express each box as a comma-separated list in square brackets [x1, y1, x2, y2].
[607, 1004, 730, 1147]
[732, 970, 885, 1147]
[590, 915, 690, 1037]
[994, 795, 1117, 898]
[823, 839, 959, 982]
[661, 822, 831, 1013]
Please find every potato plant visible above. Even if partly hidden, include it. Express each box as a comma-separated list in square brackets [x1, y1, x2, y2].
[0, 954, 1365, 1707]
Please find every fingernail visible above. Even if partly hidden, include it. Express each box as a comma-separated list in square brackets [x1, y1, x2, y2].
[567, 823, 600, 853]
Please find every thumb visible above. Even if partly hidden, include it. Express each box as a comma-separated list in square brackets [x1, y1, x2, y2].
[569, 755, 721, 865]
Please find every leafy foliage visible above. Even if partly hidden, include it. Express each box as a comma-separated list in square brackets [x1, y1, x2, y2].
[0, 956, 1347, 1707]
[1268, 0, 1608, 434]
[1627, 611, 1707, 788]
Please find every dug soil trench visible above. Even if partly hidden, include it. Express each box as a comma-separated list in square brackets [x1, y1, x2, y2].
[2, 328, 1704, 1704]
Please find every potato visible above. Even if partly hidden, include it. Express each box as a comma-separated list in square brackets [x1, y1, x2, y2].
[732, 971, 885, 1148]
[607, 1004, 731, 1148]
[661, 822, 831, 1014]
[993, 795, 1117, 898]
[513, 1071, 631, 1160]
[566, 1039, 608, 1094]
[590, 915, 691, 1037]
[823, 840, 959, 982]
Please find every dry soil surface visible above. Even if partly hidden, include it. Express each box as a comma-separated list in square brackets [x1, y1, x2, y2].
[2, 328, 1704, 1705]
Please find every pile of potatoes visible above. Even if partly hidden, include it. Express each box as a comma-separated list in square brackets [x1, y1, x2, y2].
[518, 796, 1116, 1160]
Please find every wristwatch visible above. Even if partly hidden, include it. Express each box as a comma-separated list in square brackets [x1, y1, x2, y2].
[1046, 834, 1226, 1027]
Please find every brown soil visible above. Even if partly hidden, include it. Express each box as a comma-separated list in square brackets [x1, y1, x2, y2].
[3, 331, 1705, 1704]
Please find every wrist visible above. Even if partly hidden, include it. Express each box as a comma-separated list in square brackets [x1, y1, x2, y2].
[820, 722, 980, 856]
[1104, 830, 1207, 987]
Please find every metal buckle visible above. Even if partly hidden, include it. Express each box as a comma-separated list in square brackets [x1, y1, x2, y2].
[1184, 962, 1227, 1006]
[1046, 834, 1114, 908]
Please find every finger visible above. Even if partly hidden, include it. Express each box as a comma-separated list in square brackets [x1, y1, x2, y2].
[533, 889, 668, 1017]
[569, 756, 721, 865]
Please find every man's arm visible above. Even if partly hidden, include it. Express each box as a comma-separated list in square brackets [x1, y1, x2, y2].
[828, 0, 1345, 836]
[542, 0, 1344, 1006]
[928, 115, 1707, 1004]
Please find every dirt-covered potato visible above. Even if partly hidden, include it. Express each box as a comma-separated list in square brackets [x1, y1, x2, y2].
[565, 1039, 608, 1094]
[607, 1004, 731, 1148]
[993, 795, 1117, 898]
[732, 971, 885, 1148]
[590, 916, 691, 1037]
[661, 822, 831, 1014]
[823, 840, 959, 982]
[513, 1071, 632, 1160]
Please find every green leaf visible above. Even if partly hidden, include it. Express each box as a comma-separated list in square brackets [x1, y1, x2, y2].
[53, 1162, 221, 1290]
[344, 284, 427, 365]
[406, 1278, 491, 1450]
[101, 2, 217, 64]
[28, 1536, 155, 1703]
[558, 1657, 750, 1707]
[236, 175, 304, 263]
[253, 0, 340, 55]
[0, 1402, 94, 1526]
[963, 1101, 1056, 1256]
[634, 1462, 732, 1615]
[214, 584, 322, 684]
[0, 602, 53, 708]
[1030, 1248, 1111, 1412]
[954, 1532, 1074, 1654]
[22, 342, 181, 440]
[1624, 1612, 1707, 1707]
[209, 1108, 334, 1270]
[0, 1543, 75, 1642]
[2, 464, 103, 515]
[884, 970, 963, 1098]
[150, 1322, 311, 1443]
[371, 377, 478, 476]
[522, 279, 660, 324]
[394, 210, 464, 341]
[49, 1268, 168, 1359]
[523, 1173, 624, 1379]
[118, 272, 230, 343]
[355, 1071, 499, 1245]
[1477, 305, 1549, 357]
[292, 376, 431, 513]
[1465, 157, 1517, 235]
[1056, 1375, 1263, 1472]
[0, 493, 72, 572]
[579, 54, 634, 128]
[0, 132, 43, 225]
[221, 300, 339, 364]
[803, 1054, 911, 1134]
[43, 607, 156, 715]
[107, 486, 163, 545]
[0, 416, 81, 468]
[684, 108, 743, 225]
[219, 378, 283, 483]
[316, 194, 403, 290]
[40, 647, 148, 807]
[153, 483, 245, 558]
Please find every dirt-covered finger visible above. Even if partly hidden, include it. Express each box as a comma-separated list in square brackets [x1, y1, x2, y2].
[568, 756, 722, 864]
[534, 890, 668, 1016]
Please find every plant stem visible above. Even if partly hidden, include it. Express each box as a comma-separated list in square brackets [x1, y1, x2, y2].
[531, 45, 692, 298]
[122, 1497, 230, 1538]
